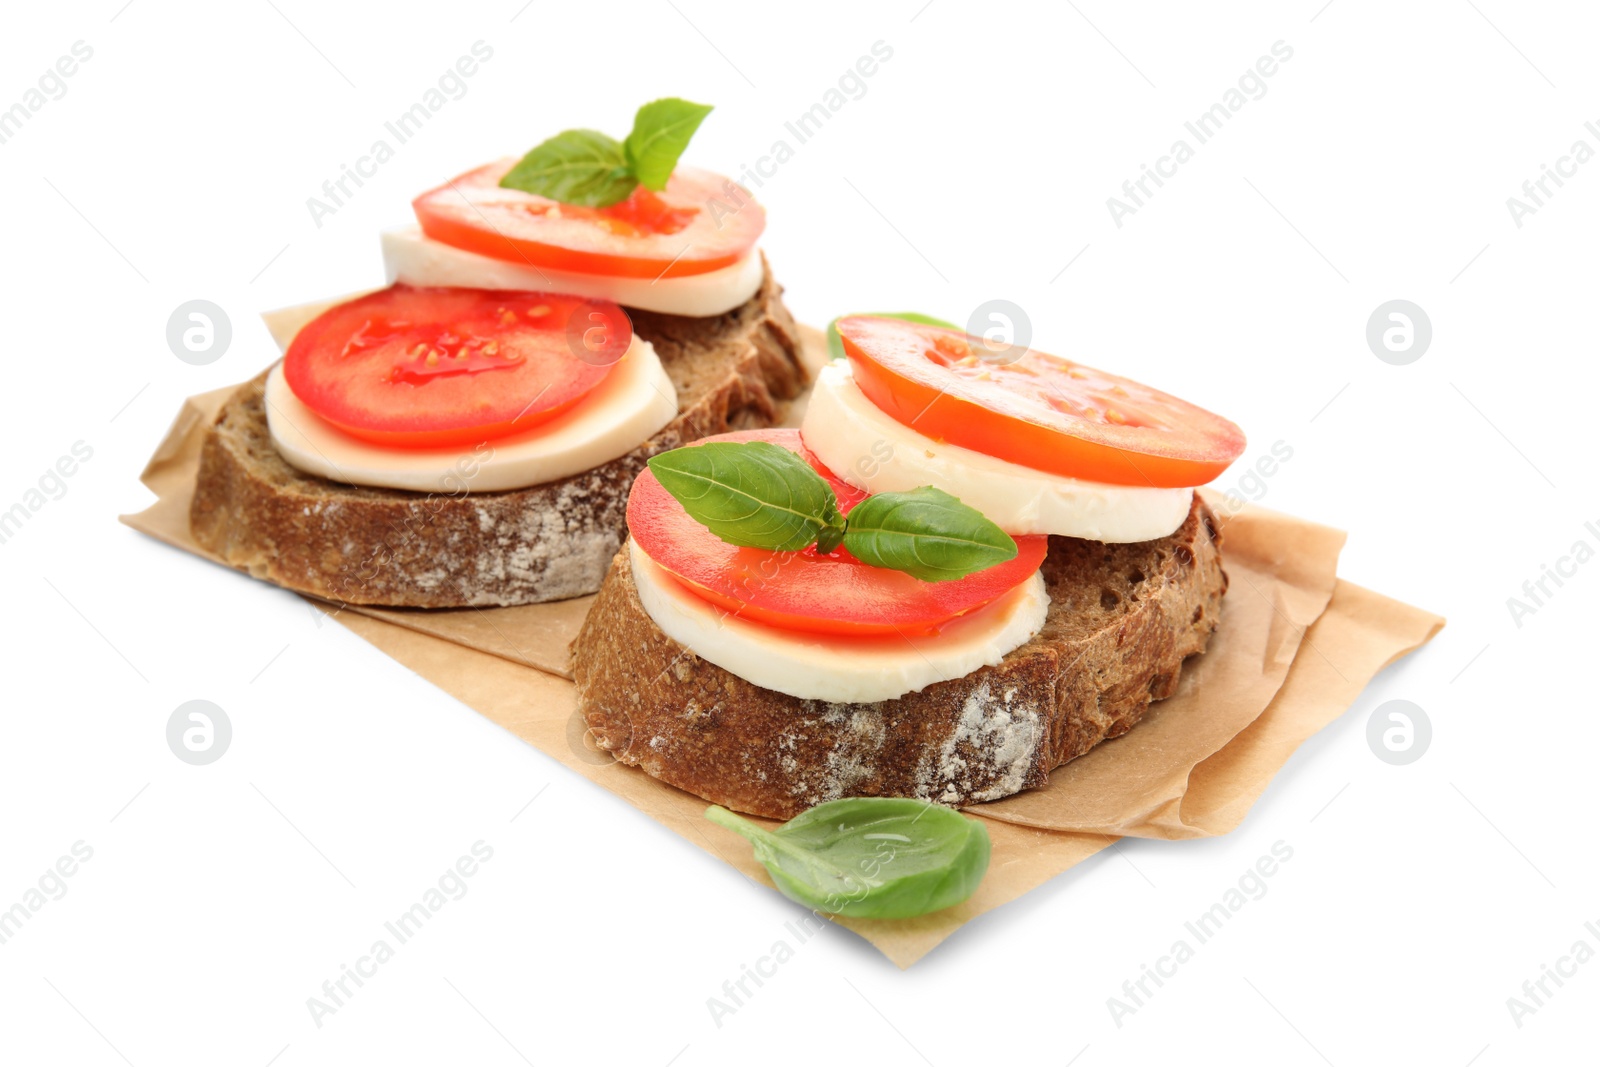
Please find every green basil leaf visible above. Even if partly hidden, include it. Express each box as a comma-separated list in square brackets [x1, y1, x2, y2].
[499, 128, 638, 208]
[624, 97, 714, 191]
[706, 798, 990, 919]
[815, 523, 845, 555]
[647, 441, 843, 553]
[843, 486, 1017, 582]
[826, 311, 961, 360]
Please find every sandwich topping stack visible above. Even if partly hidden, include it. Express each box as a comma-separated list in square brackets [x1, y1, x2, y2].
[190, 100, 807, 607]
[574, 315, 1246, 818]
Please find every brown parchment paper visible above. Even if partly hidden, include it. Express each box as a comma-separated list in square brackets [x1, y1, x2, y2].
[970, 502, 1350, 838]
[121, 317, 1444, 968]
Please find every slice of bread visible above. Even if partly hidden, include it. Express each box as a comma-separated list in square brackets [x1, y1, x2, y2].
[190, 260, 807, 607]
[572, 496, 1227, 818]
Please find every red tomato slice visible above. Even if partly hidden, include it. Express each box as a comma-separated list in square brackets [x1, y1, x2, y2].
[628, 429, 1049, 638]
[413, 160, 764, 280]
[837, 316, 1246, 488]
[283, 285, 629, 450]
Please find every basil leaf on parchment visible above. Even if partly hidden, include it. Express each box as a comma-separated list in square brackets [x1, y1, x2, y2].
[842, 486, 1017, 582]
[646, 441, 844, 554]
[706, 798, 991, 919]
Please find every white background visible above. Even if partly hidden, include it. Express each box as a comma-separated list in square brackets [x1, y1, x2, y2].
[2, 1, 1595, 1063]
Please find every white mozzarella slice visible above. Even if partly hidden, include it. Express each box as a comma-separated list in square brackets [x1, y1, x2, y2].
[628, 540, 1049, 704]
[264, 337, 677, 493]
[381, 226, 764, 317]
[800, 361, 1193, 542]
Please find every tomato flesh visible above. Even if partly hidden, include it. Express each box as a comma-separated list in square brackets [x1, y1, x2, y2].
[283, 285, 628, 450]
[628, 429, 1048, 637]
[837, 316, 1246, 488]
[413, 160, 764, 279]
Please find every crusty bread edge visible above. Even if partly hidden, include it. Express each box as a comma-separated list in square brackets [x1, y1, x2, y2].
[189, 263, 808, 608]
[572, 497, 1227, 818]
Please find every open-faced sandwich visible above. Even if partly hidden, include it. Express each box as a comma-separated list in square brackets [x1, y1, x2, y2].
[190, 99, 808, 607]
[573, 315, 1246, 817]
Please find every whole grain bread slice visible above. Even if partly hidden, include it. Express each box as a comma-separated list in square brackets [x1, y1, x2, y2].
[189, 260, 806, 607]
[572, 496, 1227, 818]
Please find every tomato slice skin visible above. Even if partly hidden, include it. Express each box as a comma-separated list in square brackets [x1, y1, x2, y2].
[628, 429, 1049, 638]
[837, 316, 1246, 488]
[283, 285, 628, 450]
[413, 161, 764, 280]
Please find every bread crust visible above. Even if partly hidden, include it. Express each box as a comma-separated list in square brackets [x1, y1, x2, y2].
[572, 497, 1228, 818]
[189, 261, 806, 607]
